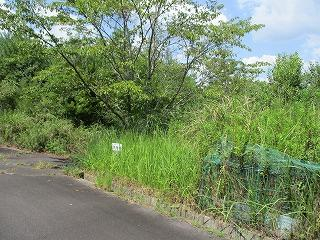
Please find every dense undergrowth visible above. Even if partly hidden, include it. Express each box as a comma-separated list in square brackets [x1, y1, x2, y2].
[1, 10, 320, 237]
[1, 92, 320, 238]
[0, 111, 94, 154]
[175, 94, 320, 163]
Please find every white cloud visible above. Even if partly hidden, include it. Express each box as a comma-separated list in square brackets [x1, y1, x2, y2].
[50, 25, 73, 40]
[313, 48, 320, 57]
[0, 0, 7, 10]
[238, 0, 260, 9]
[36, 6, 81, 41]
[238, 0, 320, 40]
[37, 6, 78, 20]
[242, 54, 276, 65]
[305, 34, 320, 60]
[306, 34, 320, 48]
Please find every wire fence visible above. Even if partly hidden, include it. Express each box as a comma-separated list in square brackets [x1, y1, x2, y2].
[198, 138, 320, 235]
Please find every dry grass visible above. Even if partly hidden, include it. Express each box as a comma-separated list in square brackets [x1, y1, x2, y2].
[33, 161, 56, 169]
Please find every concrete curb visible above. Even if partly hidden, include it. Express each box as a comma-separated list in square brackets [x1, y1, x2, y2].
[83, 173, 278, 240]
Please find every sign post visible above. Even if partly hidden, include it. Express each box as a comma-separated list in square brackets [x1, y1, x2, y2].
[112, 143, 122, 153]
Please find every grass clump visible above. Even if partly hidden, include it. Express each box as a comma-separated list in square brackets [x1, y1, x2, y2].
[81, 131, 201, 201]
[33, 161, 56, 169]
[63, 165, 84, 178]
[0, 111, 94, 154]
[96, 172, 113, 191]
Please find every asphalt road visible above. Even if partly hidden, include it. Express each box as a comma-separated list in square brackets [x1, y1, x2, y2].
[0, 147, 219, 240]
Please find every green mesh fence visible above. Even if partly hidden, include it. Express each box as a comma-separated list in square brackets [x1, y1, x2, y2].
[198, 138, 320, 229]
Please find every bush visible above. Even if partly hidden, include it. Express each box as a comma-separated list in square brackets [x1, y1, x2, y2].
[0, 111, 34, 144]
[0, 111, 93, 154]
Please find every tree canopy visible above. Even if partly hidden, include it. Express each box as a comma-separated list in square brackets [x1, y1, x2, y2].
[0, 0, 262, 128]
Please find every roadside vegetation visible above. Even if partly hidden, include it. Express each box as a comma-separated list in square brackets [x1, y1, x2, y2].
[0, 111, 93, 154]
[82, 131, 201, 200]
[0, 0, 320, 239]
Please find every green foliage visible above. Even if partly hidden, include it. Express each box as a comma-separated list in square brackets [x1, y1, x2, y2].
[0, 34, 49, 111]
[272, 53, 303, 88]
[304, 62, 320, 88]
[81, 131, 201, 200]
[0, 1, 319, 237]
[271, 53, 303, 100]
[0, 111, 34, 143]
[0, 79, 19, 110]
[0, 0, 261, 128]
[199, 140, 320, 239]
[96, 173, 113, 191]
[0, 112, 93, 154]
[173, 88, 320, 163]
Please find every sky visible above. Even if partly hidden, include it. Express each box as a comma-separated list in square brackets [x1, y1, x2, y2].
[207, 0, 320, 67]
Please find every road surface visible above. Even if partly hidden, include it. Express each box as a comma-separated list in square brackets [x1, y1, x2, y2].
[0, 147, 220, 240]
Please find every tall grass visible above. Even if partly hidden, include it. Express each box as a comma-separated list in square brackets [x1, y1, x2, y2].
[174, 95, 320, 163]
[170, 94, 320, 238]
[198, 140, 320, 238]
[81, 131, 201, 200]
[2, 94, 320, 238]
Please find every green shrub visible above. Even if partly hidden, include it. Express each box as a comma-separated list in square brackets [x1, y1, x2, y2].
[0, 111, 93, 154]
[0, 111, 34, 144]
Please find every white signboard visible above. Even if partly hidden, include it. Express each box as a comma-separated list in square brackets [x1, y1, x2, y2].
[112, 143, 122, 152]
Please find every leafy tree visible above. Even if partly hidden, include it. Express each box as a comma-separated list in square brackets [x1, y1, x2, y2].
[271, 53, 303, 101]
[0, 34, 48, 110]
[0, 0, 262, 128]
[305, 62, 320, 88]
[202, 56, 266, 94]
[300, 62, 320, 104]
